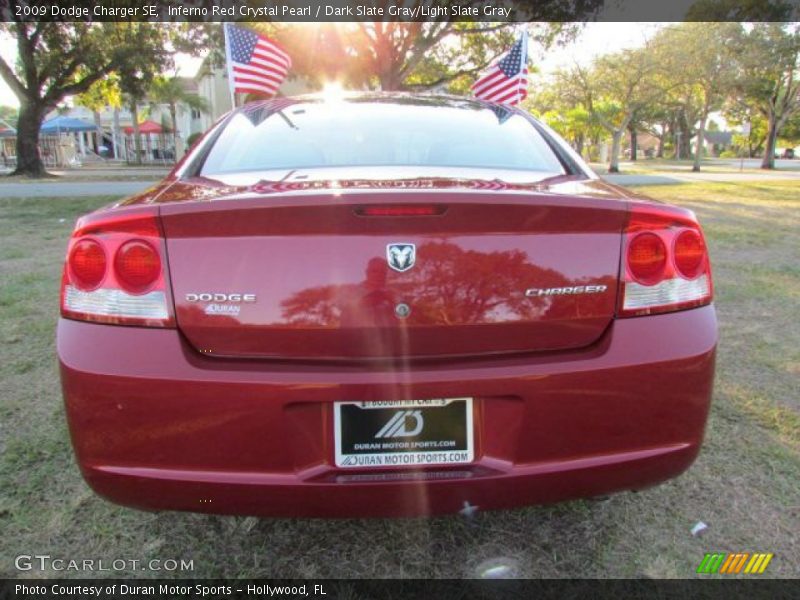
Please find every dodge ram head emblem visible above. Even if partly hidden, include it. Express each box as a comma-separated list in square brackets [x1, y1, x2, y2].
[387, 243, 416, 272]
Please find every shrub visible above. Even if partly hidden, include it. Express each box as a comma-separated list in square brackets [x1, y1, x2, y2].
[186, 132, 203, 149]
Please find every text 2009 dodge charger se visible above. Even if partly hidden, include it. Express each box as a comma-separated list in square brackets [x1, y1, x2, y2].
[58, 95, 717, 517]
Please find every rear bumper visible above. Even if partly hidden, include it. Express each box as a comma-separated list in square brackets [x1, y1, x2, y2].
[57, 305, 717, 517]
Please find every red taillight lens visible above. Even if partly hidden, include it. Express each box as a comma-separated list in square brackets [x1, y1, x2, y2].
[60, 209, 174, 327]
[618, 204, 713, 317]
[674, 229, 706, 279]
[115, 240, 161, 294]
[627, 232, 667, 285]
[68, 239, 106, 290]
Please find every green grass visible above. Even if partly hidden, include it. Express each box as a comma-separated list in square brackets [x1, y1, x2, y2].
[0, 185, 798, 579]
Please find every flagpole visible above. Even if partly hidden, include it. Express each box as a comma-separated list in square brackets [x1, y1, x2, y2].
[517, 29, 528, 106]
[223, 22, 237, 110]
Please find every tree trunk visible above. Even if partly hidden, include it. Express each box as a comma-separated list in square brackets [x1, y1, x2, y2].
[169, 103, 177, 135]
[378, 67, 404, 91]
[693, 114, 707, 172]
[628, 124, 638, 161]
[130, 102, 142, 165]
[169, 103, 179, 158]
[92, 110, 103, 154]
[575, 134, 584, 157]
[761, 116, 778, 170]
[12, 100, 47, 177]
[608, 129, 624, 173]
[677, 111, 692, 160]
[113, 107, 122, 160]
[657, 120, 669, 158]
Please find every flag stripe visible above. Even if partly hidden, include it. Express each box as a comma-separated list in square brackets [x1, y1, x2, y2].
[471, 67, 503, 91]
[233, 76, 281, 92]
[255, 38, 291, 63]
[233, 66, 284, 86]
[234, 62, 287, 81]
[492, 87, 528, 106]
[253, 46, 291, 69]
[235, 78, 280, 91]
[471, 74, 506, 95]
[477, 71, 528, 102]
[234, 85, 281, 96]
[478, 77, 524, 101]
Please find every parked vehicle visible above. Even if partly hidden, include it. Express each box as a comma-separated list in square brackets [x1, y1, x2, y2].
[58, 94, 717, 517]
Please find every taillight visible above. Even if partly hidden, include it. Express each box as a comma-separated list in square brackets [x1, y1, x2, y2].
[673, 229, 706, 279]
[68, 239, 106, 290]
[115, 240, 162, 293]
[627, 232, 667, 285]
[60, 208, 174, 327]
[618, 204, 713, 317]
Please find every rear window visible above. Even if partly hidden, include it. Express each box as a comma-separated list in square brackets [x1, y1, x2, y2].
[200, 98, 565, 176]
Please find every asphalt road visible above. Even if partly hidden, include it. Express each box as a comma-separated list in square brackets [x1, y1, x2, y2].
[0, 180, 159, 198]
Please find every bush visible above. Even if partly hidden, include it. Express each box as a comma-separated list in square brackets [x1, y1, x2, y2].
[186, 132, 203, 149]
[719, 150, 738, 158]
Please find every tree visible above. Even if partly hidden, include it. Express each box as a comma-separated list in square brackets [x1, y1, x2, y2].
[0, 19, 172, 176]
[528, 87, 602, 158]
[554, 44, 666, 172]
[111, 24, 173, 164]
[730, 24, 800, 169]
[350, 22, 520, 91]
[652, 23, 739, 171]
[217, 16, 592, 93]
[540, 106, 594, 157]
[0, 105, 18, 127]
[777, 112, 800, 148]
[266, 23, 562, 92]
[724, 102, 767, 158]
[685, 0, 795, 21]
[637, 102, 675, 159]
[75, 75, 121, 155]
[149, 75, 208, 142]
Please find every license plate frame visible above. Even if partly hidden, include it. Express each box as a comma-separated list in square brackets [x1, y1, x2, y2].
[333, 398, 474, 469]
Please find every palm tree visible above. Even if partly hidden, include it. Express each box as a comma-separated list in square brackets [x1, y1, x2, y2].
[75, 75, 122, 157]
[149, 75, 208, 143]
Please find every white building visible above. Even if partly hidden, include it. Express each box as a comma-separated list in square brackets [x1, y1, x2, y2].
[49, 58, 313, 164]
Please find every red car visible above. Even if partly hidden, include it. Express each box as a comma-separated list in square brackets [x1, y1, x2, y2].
[58, 95, 717, 517]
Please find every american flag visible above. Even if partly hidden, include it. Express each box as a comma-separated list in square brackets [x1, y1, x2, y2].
[225, 24, 292, 98]
[471, 35, 528, 105]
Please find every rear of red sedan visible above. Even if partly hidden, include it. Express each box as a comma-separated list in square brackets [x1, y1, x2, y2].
[57, 95, 716, 517]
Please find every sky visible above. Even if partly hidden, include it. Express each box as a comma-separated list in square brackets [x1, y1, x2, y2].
[0, 23, 658, 109]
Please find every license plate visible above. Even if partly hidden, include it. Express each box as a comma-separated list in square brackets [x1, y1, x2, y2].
[334, 398, 473, 468]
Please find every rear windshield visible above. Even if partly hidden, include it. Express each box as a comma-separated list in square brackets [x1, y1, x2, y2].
[200, 99, 565, 175]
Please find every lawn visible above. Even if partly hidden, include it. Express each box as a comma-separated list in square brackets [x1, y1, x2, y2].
[0, 182, 798, 579]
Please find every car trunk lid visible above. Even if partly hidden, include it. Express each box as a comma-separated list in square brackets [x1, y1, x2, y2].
[160, 185, 626, 361]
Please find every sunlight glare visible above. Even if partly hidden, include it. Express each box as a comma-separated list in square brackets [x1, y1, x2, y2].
[321, 81, 346, 101]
